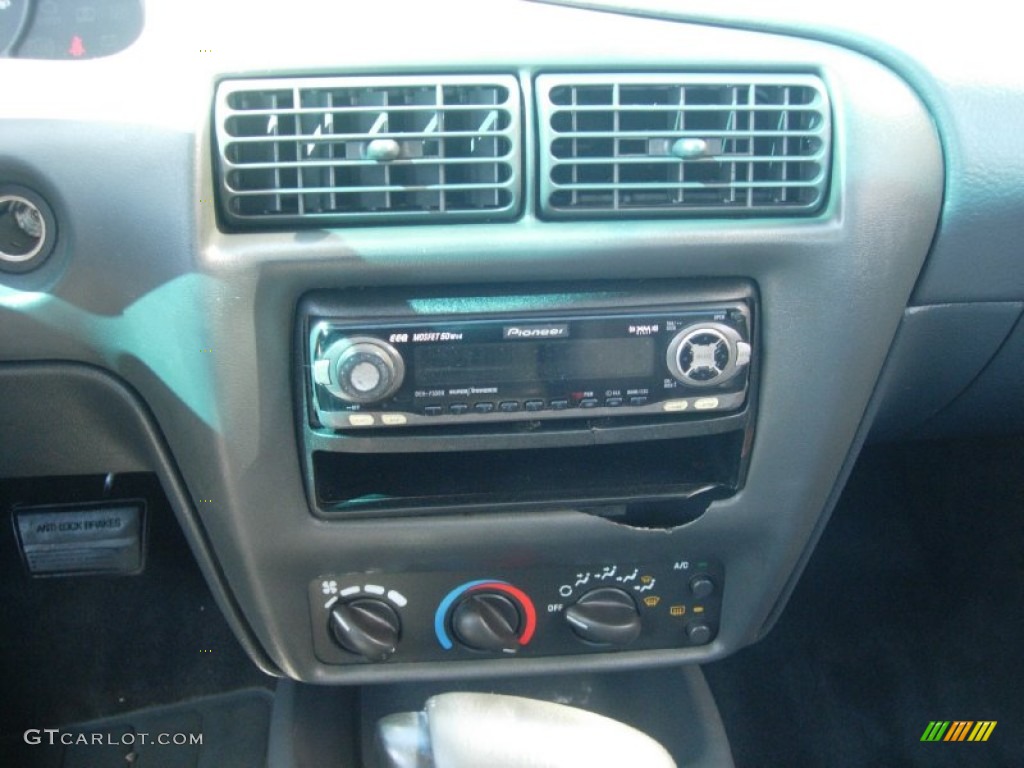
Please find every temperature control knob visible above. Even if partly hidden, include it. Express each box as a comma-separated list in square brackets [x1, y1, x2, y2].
[666, 323, 750, 388]
[318, 336, 405, 404]
[564, 588, 642, 647]
[451, 592, 522, 653]
[328, 599, 401, 662]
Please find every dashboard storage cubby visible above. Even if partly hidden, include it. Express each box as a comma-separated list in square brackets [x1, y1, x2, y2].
[311, 428, 746, 519]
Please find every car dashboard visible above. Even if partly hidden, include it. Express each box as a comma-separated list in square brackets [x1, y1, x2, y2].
[2, 1, 1022, 765]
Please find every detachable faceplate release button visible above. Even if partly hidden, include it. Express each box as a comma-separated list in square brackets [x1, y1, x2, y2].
[735, 341, 752, 367]
[313, 359, 333, 386]
[348, 414, 376, 426]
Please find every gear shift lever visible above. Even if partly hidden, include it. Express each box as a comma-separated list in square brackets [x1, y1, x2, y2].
[376, 692, 677, 768]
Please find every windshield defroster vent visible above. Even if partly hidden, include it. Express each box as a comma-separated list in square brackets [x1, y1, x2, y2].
[537, 74, 830, 218]
[214, 75, 521, 227]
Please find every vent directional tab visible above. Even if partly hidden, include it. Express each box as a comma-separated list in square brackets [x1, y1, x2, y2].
[215, 75, 521, 227]
[537, 73, 831, 218]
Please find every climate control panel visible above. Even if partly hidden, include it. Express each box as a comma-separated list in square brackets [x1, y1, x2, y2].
[309, 559, 724, 665]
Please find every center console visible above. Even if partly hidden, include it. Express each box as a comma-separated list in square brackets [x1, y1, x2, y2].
[296, 281, 752, 669]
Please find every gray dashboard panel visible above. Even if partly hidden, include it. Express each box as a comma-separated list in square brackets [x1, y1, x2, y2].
[870, 303, 1024, 443]
[0, 1, 942, 681]
[537, 0, 1024, 305]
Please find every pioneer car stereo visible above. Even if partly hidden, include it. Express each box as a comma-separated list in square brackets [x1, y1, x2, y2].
[306, 302, 752, 429]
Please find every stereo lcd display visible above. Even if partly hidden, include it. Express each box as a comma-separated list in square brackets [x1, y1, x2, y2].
[414, 337, 656, 387]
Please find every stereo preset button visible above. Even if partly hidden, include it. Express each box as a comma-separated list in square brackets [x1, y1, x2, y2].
[550, 400, 569, 410]
[663, 399, 689, 412]
[524, 400, 544, 412]
[579, 398, 598, 408]
[449, 403, 470, 415]
[474, 402, 495, 413]
[694, 397, 720, 411]
[423, 406, 443, 416]
[605, 398, 623, 407]
[381, 414, 408, 426]
[499, 401, 520, 413]
[629, 396, 649, 406]
[348, 414, 375, 426]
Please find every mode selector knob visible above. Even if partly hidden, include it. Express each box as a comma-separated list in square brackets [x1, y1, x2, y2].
[564, 588, 642, 647]
[319, 336, 405, 404]
[328, 599, 401, 662]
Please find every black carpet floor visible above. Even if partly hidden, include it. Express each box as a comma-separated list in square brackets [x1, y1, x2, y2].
[704, 436, 1024, 767]
[0, 473, 274, 765]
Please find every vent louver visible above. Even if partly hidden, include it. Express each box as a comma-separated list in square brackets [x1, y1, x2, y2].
[537, 74, 831, 218]
[215, 75, 521, 227]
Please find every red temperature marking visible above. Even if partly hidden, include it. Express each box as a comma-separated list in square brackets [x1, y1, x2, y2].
[470, 581, 537, 645]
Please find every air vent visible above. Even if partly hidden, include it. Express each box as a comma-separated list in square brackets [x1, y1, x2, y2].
[214, 75, 521, 227]
[537, 74, 831, 218]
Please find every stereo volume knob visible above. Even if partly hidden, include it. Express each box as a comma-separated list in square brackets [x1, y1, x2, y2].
[564, 588, 642, 647]
[319, 336, 405, 404]
[666, 322, 750, 388]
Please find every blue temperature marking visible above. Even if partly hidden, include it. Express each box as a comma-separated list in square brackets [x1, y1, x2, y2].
[434, 579, 509, 649]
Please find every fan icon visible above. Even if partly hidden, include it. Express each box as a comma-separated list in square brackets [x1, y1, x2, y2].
[321, 580, 338, 595]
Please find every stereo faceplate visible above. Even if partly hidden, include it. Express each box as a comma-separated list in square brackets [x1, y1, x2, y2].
[307, 303, 752, 429]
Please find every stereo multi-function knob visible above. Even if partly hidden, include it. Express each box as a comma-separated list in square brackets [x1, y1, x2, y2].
[666, 322, 750, 388]
[564, 588, 642, 647]
[451, 592, 522, 653]
[328, 598, 402, 662]
[318, 336, 405, 404]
